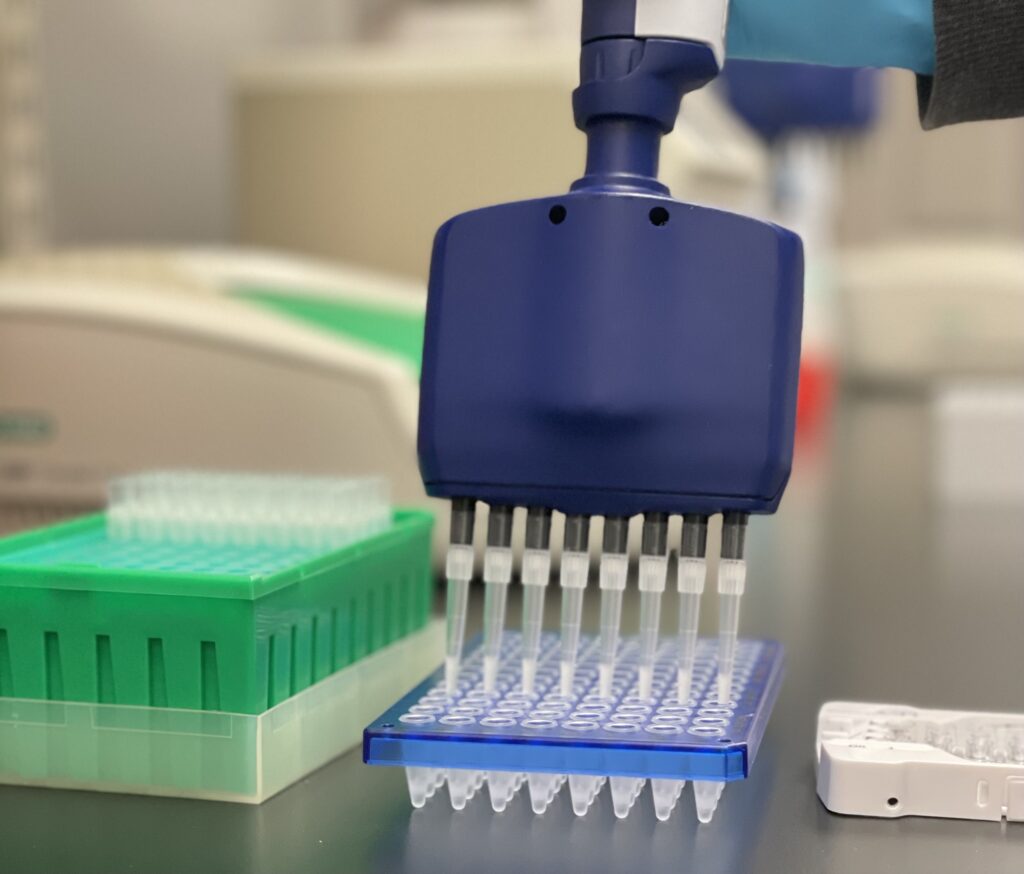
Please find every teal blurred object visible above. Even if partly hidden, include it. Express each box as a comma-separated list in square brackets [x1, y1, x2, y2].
[727, 0, 935, 74]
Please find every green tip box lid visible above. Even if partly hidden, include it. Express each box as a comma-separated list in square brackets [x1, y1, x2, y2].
[0, 509, 434, 713]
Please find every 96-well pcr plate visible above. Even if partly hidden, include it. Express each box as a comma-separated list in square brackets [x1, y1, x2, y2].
[364, 632, 783, 823]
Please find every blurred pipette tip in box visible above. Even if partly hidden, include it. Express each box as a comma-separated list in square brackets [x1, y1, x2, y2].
[365, 632, 784, 823]
[107, 470, 391, 548]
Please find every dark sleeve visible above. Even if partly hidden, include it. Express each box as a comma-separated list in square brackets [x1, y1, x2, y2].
[917, 0, 1024, 129]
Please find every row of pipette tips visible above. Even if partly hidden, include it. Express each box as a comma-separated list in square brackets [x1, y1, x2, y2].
[405, 766, 726, 823]
[444, 502, 749, 709]
[106, 470, 391, 549]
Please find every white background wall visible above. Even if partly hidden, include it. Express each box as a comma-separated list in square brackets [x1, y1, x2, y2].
[35, 0, 367, 246]
[18, 0, 570, 250]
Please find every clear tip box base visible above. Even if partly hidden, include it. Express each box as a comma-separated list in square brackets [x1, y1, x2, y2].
[0, 622, 443, 803]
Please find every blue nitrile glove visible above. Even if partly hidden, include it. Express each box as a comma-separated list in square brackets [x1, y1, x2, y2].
[727, 0, 935, 74]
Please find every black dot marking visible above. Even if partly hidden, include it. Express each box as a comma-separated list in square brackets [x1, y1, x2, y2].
[549, 204, 567, 224]
[886, 797, 899, 808]
[649, 206, 670, 226]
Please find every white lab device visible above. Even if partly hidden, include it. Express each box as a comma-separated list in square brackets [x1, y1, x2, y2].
[817, 701, 1024, 823]
[0, 248, 432, 537]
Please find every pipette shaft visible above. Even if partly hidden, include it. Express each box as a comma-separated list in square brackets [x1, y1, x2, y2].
[444, 498, 476, 694]
[559, 514, 591, 696]
[520, 507, 553, 694]
[598, 516, 630, 698]
[676, 514, 708, 703]
[717, 512, 748, 704]
[637, 512, 669, 699]
[482, 504, 515, 692]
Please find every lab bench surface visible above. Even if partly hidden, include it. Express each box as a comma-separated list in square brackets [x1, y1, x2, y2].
[2, 391, 1023, 874]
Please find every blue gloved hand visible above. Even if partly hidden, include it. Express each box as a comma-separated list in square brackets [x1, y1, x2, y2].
[727, 0, 935, 74]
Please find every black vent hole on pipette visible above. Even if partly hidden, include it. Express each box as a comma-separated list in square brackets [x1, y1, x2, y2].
[549, 204, 567, 224]
[886, 797, 899, 808]
[649, 206, 670, 227]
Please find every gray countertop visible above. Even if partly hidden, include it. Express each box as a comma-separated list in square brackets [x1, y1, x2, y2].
[2, 390, 1023, 873]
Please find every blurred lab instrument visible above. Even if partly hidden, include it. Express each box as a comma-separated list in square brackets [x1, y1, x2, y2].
[0, 248, 430, 537]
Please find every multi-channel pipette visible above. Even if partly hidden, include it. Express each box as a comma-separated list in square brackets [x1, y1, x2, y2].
[420, 0, 803, 714]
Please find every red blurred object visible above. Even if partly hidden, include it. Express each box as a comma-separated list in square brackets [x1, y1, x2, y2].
[795, 354, 836, 442]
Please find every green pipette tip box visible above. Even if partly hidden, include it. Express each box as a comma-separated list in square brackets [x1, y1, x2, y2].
[0, 506, 439, 801]
[0, 509, 433, 713]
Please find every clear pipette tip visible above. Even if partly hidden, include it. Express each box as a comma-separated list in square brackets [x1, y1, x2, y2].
[636, 513, 669, 700]
[716, 559, 746, 704]
[444, 574, 470, 695]
[443, 530, 475, 696]
[676, 557, 706, 703]
[480, 506, 514, 693]
[444, 656, 458, 696]
[558, 515, 591, 696]
[636, 590, 660, 700]
[482, 558, 512, 692]
[443, 499, 476, 694]
[520, 541, 552, 694]
[483, 651, 500, 693]
[597, 518, 629, 698]
[522, 657, 538, 696]
[675, 516, 709, 703]
[597, 581, 625, 698]
[559, 584, 585, 697]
